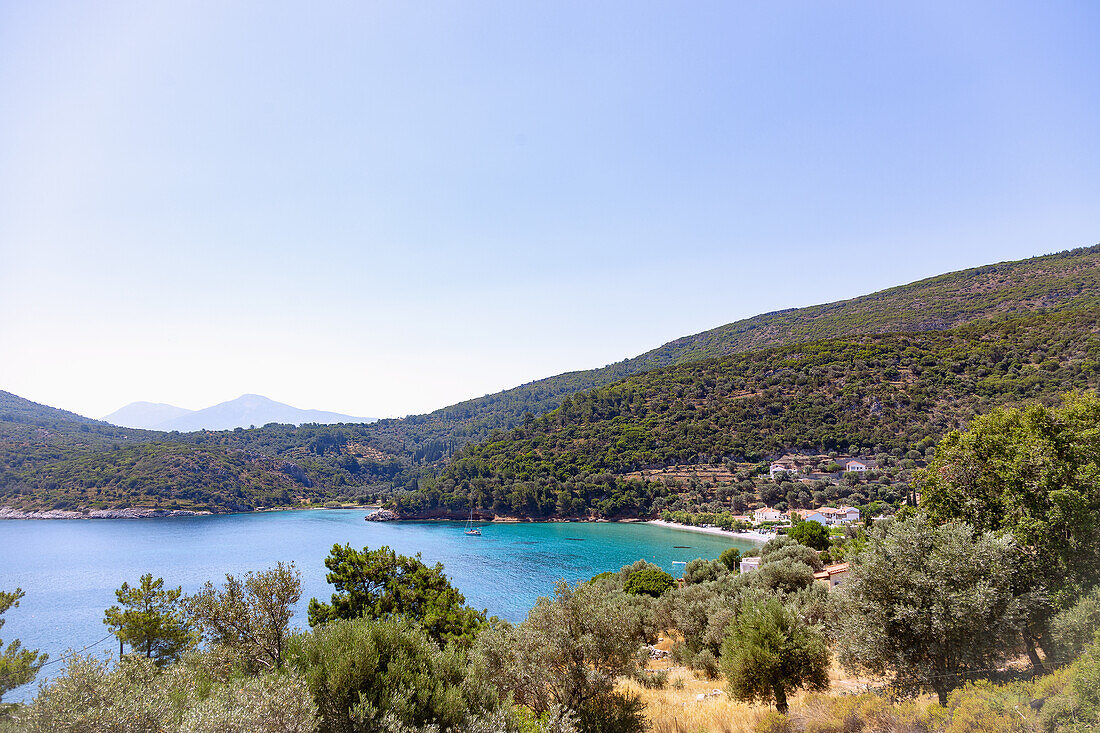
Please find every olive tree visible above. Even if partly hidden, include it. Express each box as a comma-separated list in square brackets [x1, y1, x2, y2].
[1047, 586, 1100, 662]
[473, 580, 642, 728]
[291, 616, 487, 733]
[16, 652, 317, 733]
[833, 516, 1027, 705]
[920, 393, 1100, 667]
[682, 558, 726, 585]
[719, 597, 829, 714]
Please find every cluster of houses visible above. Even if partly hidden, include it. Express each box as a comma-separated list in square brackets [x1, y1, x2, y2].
[727, 504, 862, 527]
[768, 454, 874, 480]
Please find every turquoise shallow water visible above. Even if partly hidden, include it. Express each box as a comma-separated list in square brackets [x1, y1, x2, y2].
[0, 510, 757, 701]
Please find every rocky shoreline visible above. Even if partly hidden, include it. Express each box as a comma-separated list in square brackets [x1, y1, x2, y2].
[0, 506, 213, 520]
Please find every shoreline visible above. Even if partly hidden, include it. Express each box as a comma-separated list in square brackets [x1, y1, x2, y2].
[0, 504, 380, 521]
[2, 507, 765, 543]
[646, 519, 769, 544]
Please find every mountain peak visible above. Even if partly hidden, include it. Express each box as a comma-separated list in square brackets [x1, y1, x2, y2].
[104, 394, 374, 431]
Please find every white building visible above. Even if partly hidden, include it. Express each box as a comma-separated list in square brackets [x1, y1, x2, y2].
[813, 506, 862, 525]
[753, 507, 783, 524]
[769, 462, 799, 479]
[836, 505, 860, 523]
[740, 556, 762, 574]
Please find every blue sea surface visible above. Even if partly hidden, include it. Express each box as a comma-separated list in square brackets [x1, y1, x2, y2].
[0, 510, 757, 702]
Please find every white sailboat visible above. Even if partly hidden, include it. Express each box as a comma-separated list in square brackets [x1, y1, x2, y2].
[464, 507, 482, 536]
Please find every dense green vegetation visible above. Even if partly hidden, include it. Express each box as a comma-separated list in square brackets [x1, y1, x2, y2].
[6, 403, 1100, 731]
[3, 244, 1099, 515]
[307, 545, 487, 648]
[0, 392, 334, 512]
[392, 307, 1100, 518]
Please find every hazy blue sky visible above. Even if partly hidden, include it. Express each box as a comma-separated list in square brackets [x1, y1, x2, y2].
[2, 1, 1098, 419]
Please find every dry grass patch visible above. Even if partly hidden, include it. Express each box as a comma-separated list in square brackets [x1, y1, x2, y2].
[625, 636, 881, 733]
[620, 666, 763, 733]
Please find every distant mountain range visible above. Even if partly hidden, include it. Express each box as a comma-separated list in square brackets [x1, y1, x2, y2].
[103, 394, 375, 431]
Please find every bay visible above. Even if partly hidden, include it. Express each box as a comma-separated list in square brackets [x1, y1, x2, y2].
[0, 509, 757, 702]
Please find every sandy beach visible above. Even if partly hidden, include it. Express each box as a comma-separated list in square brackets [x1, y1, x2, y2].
[646, 519, 769, 544]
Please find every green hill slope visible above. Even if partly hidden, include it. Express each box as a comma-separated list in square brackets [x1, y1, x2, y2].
[388, 306, 1100, 519]
[180, 243, 1100, 487]
[3, 243, 1099, 514]
[0, 392, 330, 512]
[628, 243, 1100, 369]
[374, 243, 1100, 447]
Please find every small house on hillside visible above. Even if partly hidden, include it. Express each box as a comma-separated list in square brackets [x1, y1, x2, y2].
[844, 460, 868, 472]
[769, 462, 799, 478]
[814, 562, 850, 589]
[836, 505, 860, 523]
[740, 556, 762, 574]
[811, 506, 861, 525]
[753, 507, 783, 524]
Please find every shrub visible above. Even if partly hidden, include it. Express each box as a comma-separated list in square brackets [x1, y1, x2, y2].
[633, 669, 669, 689]
[624, 568, 675, 598]
[176, 671, 317, 733]
[755, 710, 793, 733]
[719, 547, 742, 571]
[1048, 587, 1100, 662]
[682, 558, 725, 585]
[15, 654, 175, 733]
[573, 692, 646, 733]
[290, 616, 484, 733]
[670, 642, 694, 666]
[940, 681, 1031, 733]
[693, 649, 720, 679]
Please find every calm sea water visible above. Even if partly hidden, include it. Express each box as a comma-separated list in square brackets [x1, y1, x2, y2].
[0, 510, 756, 702]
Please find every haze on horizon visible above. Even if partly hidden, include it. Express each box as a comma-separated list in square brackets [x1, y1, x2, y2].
[2, 1, 1098, 421]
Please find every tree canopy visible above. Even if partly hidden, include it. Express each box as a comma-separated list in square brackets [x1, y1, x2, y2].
[185, 561, 301, 672]
[0, 588, 47, 703]
[833, 516, 1027, 705]
[921, 392, 1100, 614]
[307, 544, 486, 648]
[103, 574, 193, 666]
[291, 616, 487, 733]
[622, 567, 675, 598]
[473, 580, 642, 725]
[719, 597, 829, 714]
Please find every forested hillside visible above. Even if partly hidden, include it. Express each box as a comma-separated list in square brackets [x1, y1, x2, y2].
[0, 392, 330, 512]
[183, 243, 1100, 484]
[389, 306, 1100, 519]
[629, 243, 1100, 369]
[2, 244, 1100, 514]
